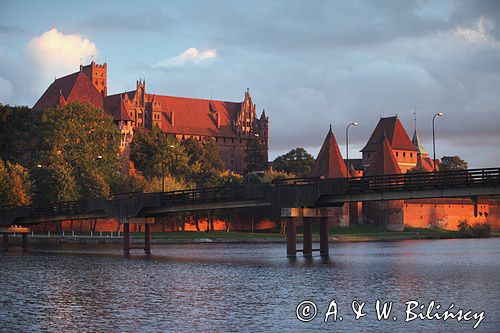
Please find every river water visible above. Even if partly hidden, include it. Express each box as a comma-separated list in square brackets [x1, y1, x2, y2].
[0, 238, 498, 332]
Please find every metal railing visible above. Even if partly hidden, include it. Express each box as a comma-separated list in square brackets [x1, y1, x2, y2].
[272, 167, 500, 194]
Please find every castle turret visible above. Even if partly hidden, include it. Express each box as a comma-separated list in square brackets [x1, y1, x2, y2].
[311, 125, 348, 178]
[81, 61, 107, 96]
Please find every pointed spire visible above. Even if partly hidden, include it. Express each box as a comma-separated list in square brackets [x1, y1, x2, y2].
[311, 126, 348, 178]
[365, 135, 401, 176]
[412, 112, 428, 156]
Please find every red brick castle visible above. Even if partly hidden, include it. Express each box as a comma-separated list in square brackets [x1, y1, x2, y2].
[34, 61, 269, 174]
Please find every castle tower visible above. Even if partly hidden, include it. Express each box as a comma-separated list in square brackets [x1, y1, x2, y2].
[311, 125, 348, 178]
[364, 134, 404, 231]
[361, 116, 418, 173]
[312, 126, 350, 226]
[81, 61, 107, 96]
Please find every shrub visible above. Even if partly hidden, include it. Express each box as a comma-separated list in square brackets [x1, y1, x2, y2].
[457, 220, 492, 238]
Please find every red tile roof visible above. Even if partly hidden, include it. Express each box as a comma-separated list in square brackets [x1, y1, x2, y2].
[149, 94, 243, 137]
[365, 134, 402, 176]
[311, 126, 348, 178]
[362, 116, 418, 152]
[417, 154, 434, 172]
[104, 94, 133, 121]
[33, 71, 103, 111]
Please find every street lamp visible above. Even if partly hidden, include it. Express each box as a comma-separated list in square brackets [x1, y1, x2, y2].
[97, 155, 103, 160]
[432, 112, 444, 172]
[161, 144, 175, 192]
[346, 122, 359, 178]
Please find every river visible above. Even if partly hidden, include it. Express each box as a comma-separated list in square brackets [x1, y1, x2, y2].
[0, 238, 498, 332]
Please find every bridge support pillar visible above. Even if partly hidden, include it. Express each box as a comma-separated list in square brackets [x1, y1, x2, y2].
[2, 233, 8, 251]
[285, 218, 297, 257]
[123, 223, 130, 256]
[22, 232, 28, 251]
[319, 216, 329, 257]
[144, 223, 151, 254]
[302, 218, 313, 257]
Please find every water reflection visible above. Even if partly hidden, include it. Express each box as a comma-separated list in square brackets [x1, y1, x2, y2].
[0, 239, 498, 332]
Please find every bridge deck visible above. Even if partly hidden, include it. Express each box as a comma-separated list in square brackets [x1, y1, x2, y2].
[0, 167, 498, 226]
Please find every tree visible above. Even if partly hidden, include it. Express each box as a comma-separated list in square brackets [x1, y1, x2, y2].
[130, 127, 190, 183]
[181, 138, 225, 188]
[0, 104, 36, 164]
[272, 148, 315, 176]
[0, 160, 32, 206]
[440, 156, 468, 171]
[245, 134, 268, 173]
[407, 165, 429, 174]
[31, 102, 123, 203]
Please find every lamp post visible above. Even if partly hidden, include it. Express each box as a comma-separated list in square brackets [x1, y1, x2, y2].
[432, 112, 444, 172]
[346, 122, 359, 178]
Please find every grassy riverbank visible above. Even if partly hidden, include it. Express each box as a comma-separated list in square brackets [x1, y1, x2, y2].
[126, 224, 498, 243]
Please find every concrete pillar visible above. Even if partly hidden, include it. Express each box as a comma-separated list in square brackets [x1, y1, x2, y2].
[319, 217, 329, 257]
[285, 218, 297, 257]
[302, 218, 313, 257]
[2, 233, 8, 251]
[144, 223, 151, 254]
[123, 223, 130, 255]
[22, 233, 28, 251]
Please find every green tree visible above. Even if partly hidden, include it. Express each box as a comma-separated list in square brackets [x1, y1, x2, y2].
[440, 156, 468, 171]
[31, 102, 123, 202]
[407, 165, 430, 173]
[181, 138, 225, 187]
[130, 128, 189, 184]
[245, 134, 267, 173]
[0, 104, 38, 166]
[272, 147, 315, 176]
[0, 160, 32, 206]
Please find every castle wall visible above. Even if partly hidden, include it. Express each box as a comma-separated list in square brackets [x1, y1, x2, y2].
[403, 200, 496, 230]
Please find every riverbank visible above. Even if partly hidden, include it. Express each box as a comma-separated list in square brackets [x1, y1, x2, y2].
[3, 225, 498, 245]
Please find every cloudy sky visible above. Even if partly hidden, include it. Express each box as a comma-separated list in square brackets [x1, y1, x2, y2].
[1, 0, 499, 167]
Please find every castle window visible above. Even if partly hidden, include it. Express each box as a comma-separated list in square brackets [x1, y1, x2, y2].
[240, 139, 242, 143]
[216, 137, 218, 142]
[224, 138, 226, 143]
[410, 153, 413, 158]
[403, 152, 406, 157]
[396, 152, 399, 157]
[367, 153, 371, 158]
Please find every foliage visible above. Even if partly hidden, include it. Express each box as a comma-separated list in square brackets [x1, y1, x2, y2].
[31, 102, 123, 202]
[181, 138, 225, 188]
[244, 134, 267, 173]
[272, 147, 315, 177]
[440, 155, 468, 171]
[0, 160, 32, 206]
[407, 165, 430, 173]
[0, 104, 36, 164]
[130, 127, 189, 180]
[458, 220, 492, 238]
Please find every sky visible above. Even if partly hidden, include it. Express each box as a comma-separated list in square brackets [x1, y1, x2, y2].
[0, 0, 499, 167]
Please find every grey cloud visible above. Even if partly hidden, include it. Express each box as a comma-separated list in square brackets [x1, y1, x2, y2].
[77, 10, 171, 34]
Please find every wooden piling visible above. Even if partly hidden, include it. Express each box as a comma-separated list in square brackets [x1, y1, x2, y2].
[286, 218, 297, 257]
[303, 218, 313, 257]
[123, 223, 130, 255]
[144, 223, 151, 254]
[22, 233, 28, 251]
[319, 216, 329, 257]
[2, 233, 8, 251]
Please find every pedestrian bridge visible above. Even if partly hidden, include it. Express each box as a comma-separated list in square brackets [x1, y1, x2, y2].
[1, 167, 499, 227]
[1, 167, 499, 255]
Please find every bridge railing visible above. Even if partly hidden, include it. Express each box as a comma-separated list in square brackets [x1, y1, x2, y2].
[29, 199, 105, 217]
[271, 167, 500, 194]
[159, 183, 269, 206]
